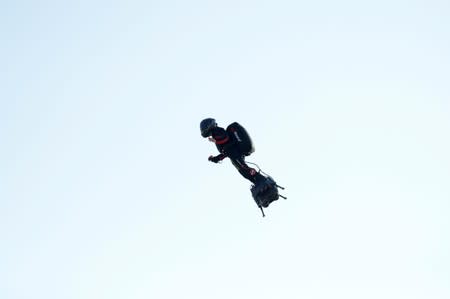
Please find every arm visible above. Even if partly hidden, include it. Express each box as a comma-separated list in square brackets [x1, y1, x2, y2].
[208, 153, 227, 163]
[208, 127, 230, 163]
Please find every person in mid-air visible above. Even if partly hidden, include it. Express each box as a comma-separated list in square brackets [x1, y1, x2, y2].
[201, 118, 286, 216]
[200, 118, 265, 184]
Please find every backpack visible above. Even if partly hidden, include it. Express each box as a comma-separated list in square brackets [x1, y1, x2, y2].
[226, 122, 255, 156]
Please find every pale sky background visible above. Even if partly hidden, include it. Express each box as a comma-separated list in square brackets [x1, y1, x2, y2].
[1, 1, 450, 299]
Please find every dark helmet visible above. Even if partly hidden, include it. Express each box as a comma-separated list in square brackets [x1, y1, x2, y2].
[200, 118, 217, 137]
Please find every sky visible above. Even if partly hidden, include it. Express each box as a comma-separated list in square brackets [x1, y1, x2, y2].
[1, 0, 450, 298]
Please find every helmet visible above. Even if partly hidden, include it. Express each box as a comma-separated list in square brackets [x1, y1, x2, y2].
[200, 118, 217, 137]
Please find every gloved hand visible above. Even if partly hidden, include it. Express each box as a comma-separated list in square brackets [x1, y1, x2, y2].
[208, 155, 221, 163]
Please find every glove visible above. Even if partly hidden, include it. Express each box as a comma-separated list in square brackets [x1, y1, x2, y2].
[208, 155, 221, 163]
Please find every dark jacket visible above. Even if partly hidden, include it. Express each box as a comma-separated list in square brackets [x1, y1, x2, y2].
[210, 126, 240, 161]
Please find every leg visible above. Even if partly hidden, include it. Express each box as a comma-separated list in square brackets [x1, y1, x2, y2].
[230, 156, 264, 184]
